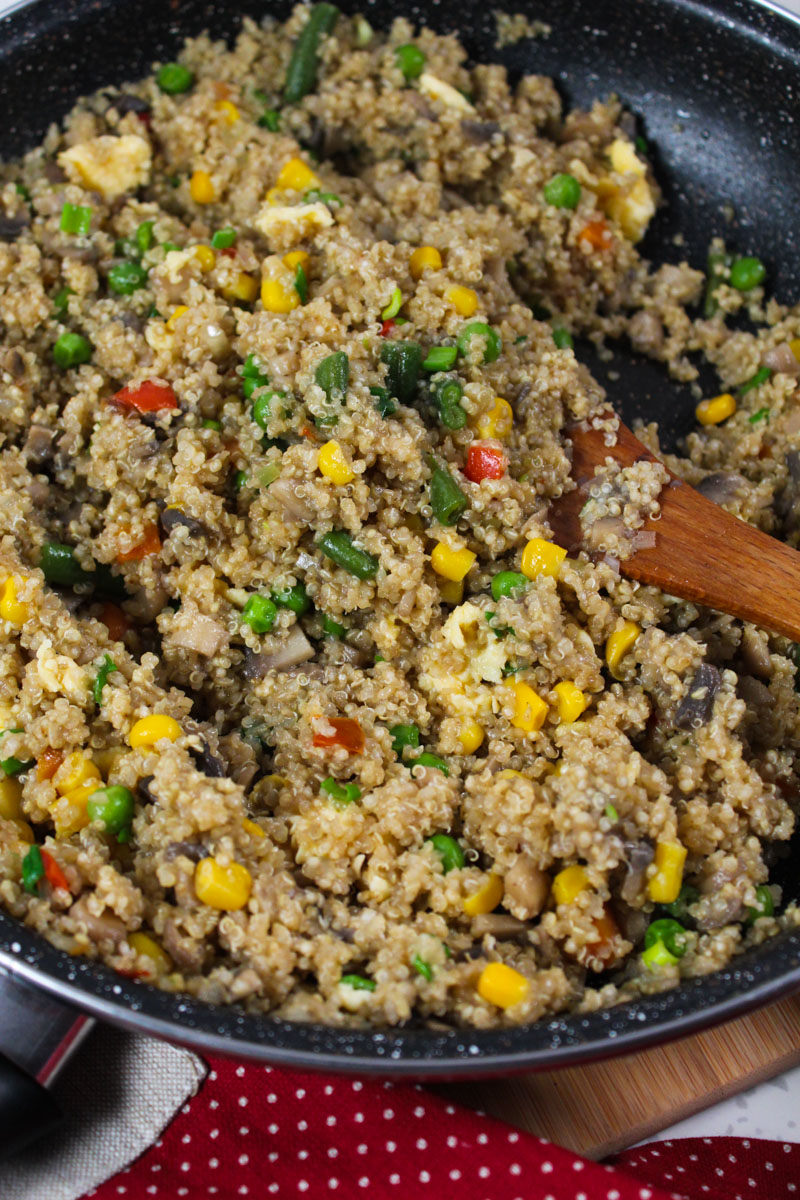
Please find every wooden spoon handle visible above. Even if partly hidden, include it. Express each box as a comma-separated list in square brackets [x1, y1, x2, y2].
[548, 418, 800, 642]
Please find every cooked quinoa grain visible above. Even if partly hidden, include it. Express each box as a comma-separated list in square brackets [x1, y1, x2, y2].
[0, 7, 797, 1028]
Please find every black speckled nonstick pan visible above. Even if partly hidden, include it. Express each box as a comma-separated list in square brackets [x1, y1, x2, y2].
[0, 0, 798, 1126]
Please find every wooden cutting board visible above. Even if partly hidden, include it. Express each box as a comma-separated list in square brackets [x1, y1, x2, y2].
[440, 992, 800, 1159]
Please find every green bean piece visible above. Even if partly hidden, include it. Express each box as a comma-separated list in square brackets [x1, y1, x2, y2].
[413, 751, 449, 776]
[730, 255, 766, 291]
[431, 377, 467, 430]
[87, 785, 135, 835]
[234, 470, 249, 492]
[53, 332, 92, 369]
[552, 327, 573, 349]
[662, 883, 699, 922]
[320, 776, 362, 804]
[746, 883, 775, 924]
[491, 571, 528, 601]
[427, 833, 465, 873]
[381, 287, 402, 320]
[284, 3, 340, 104]
[92, 655, 118, 706]
[252, 388, 285, 431]
[241, 594, 278, 633]
[211, 226, 236, 250]
[40, 542, 91, 587]
[272, 583, 312, 615]
[703, 248, 733, 318]
[315, 351, 350, 401]
[390, 723, 420, 758]
[317, 530, 378, 579]
[543, 173, 581, 209]
[370, 386, 397, 418]
[22, 845, 44, 894]
[156, 63, 195, 94]
[423, 345, 458, 372]
[456, 321, 502, 364]
[429, 458, 468, 526]
[381, 340, 423, 405]
[321, 613, 347, 639]
[109, 261, 148, 295]
[60, 203, 92, 236]
[395, 44, 426, 80]
[294, 263, 309, 304]
[412, 954, 433, 981]
[339, 973, 376, 991]
[739, 366, 772, 395]
[644, 918, 688, 959]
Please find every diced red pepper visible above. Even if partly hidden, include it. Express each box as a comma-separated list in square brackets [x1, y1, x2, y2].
[37, 748, 64, 782]
[464, 442, 507, 483]
[379, 319, 395, 338]
[99, 601, 131, 642]
[220, 247, 237, 259]
[40, 849, 70, 892]
[312, 717, 365, 755]
[578, 218, 612, 251]
[136, 111, 152, 129]
[116, 967, 149, 980]
[117, 523, 162, 563]
[110, 380, 178, 414]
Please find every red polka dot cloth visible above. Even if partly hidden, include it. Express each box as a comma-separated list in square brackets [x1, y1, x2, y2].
[82, 1057, 799, 1200]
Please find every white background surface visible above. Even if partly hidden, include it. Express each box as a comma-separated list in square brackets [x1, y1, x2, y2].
[0, 0, 798, 1166]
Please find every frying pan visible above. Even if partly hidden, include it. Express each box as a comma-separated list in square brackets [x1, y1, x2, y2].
[0, 0, 799, 1151]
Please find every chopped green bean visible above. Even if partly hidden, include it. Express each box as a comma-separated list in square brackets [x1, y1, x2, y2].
[321, 776, 362, 804]
[552, 327, 573, 349]
[321, 613, 347, 639]
[390, 723, 420, 758]
[427, 833, 465, 873]
[21, 845, 44, 894]
[315, 351, 350, 401]
[413, 751, 449, 776]
[0, 754, 33, 777]
[60, 203, 92, 236]
[381, 340, 423, 405]
[370, 386, 397, 418]
[52, 286, 73, 316]
[412, 954, 433, 981]
[294, 263, 308, 304]
[211, 226, 236, 250]
[284, 3, 340, 104]
[395, 44, 426, 80]
[339, 972, 376, 991]
[92, 655, 118, 706]
[258, 108, 281, 131]
[40, 541, 90, 586]
[456, 321, 502, 364]
[746, 883, 775, 924]
[662, 883, 699, 922]
[135, 221, 155, 255]
[430, 377, 466, 429]
[317, 530, 379, 579]
[429, 458, 468, 526]
[272, 583, 312, 615]
[423, 345, 458, 372]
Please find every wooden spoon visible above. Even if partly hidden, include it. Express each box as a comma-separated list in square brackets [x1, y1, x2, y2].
[547, 415, 800, 641]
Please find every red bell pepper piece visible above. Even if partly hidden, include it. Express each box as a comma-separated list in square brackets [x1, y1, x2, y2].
[110, 379, 178, 414]
[40, 849, 70, 892]
[312, 717, 365, 754]
[117, 524, 162, 563]
[464, 442, 507, 483]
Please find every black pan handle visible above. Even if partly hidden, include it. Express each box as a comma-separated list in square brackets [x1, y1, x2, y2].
[0, 964, 93, 1158]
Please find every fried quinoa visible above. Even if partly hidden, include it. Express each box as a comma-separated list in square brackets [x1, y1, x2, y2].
[0, 7, 798, 1029]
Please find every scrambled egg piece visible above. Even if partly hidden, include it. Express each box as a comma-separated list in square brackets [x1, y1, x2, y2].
[35, 640, 88, 703]
[418, 602, 507, 719]
[253, 202, 334, 247]
[597, 138, 655, 243]
[419, 72, 475, 112]
[59, 135, 152, 199]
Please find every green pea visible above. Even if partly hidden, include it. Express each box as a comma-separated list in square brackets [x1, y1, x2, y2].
[315, 351, 350, 401]
[412, 954, 433, 981]
[423, 345, 458, 372]
[87, 785, 135, 835]
[427, 833, 465, 873]
[746, 883, 775, 924]
[53, 332, 92, 369]
[272, 583, 311, 615]
[252, 389, 283, 430]
[395, 43, 426, 80]
[552, 327, 573, 349]
[413, 751, 449, 776]
[202, 419, 222, 431]
[241, 594, 278, 633]
[156, 63, 195, 94]
[641, 939, 678, 969]
[242, 353, 267, 379]
[284, 3, 340, 104]
[211, 226, 236, 250]
[321, 613, 347, 639]
[381, 340, 423, 405]
[543, 173, 581, 209]
[456, 321, 502, 364]
[108, 261, 148, 295]
[389, 723, 420, 758]
[491, 571, 529, 601]
[317, 530, 378, 579]
[234, 470, 249, 492]
[644, 918, 688, 959]
[320, 776, 362, 805]
[52, 286, 73, 316]
[381, 287, 403, 320]
[730, 256, 766, 292]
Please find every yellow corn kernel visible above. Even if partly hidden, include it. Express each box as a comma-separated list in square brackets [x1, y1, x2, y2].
[283, 250, 311, 273]
[166, 305, 189, 330]
[498, 768, 524, 779]
[437, 577, 464, 605]
[318, 440, 355, 486]
[223, 272, 259, 304]
[552, 864, 590, 905]
[790, 338, 800, 363]
[458, 720, 485, 755]
[476, 397, 513, 440]
[11, 819, 34, 843]
[605, 620, 641, 679]
[261, 276, 299, 314]
[464, 874, 503, 917]
[431, 542, 476, 583]
[477, 962, 530, 1009]
[53, 752, 100, 796]
[242, 817, 266, 839]
[511, 682, 548, 733]
[696, 393, 736, 426]
[554, 681, 588, 723]
[52, 780, 99, 838]
[194, 857, 252, 910]
[0, 776, 22, 821]
[129, 714, 182, 749]
[194, 244, 216, 271]
[128, 931, 172, 974]
[0, 576, 30, 626]
[447, 285, 478, 317]
[214, 99, 240, 123]
[190, 169, 216, 204]
[409, 245, 443, 280]
[647, 840, 687, 904]
[276, 156, 319, 192]
[521, 537, 567, 581]
[265, 186, 284, 205]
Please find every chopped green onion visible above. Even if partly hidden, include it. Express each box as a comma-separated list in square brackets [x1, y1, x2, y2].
[423, 345, 458, 372]
[427, 833, 465, 873]
[456, 321, 502, 364]
[60, 202, 92, 236]
[53, 333, 92, 370]
[381, 287, 403, 320]
[0, 755, 33, 777]
[156, 62, 195, 94]
[644, 918, 687, 959]
[321, 613, 347, 639]
[234, 470, 249, 492]
[135, 221, 155, 256]
[284, 3, 340, 104]
[390, 723, 420, 758]
[412, 954, 433, 981]
[22, 845, 44, 894]
[552, 327, 573, 350]
[739, 366, 772, 395]
[258, 108, 281, 131]
[381, 340, 423, 405]
[317, 530, 378, 579]
[294, 263, 308, 304]
[746, 883, 775, 924]
[355, 15, 373, 45]
[604, 803, 619, 823]
[543, 173, 581, 209]
[321, 776, 362, 804]
[370, 386, 397, 418]
[748, 406, 770, 425]
[413, 751, 449, 775]
[339, 972, 376, 991]
[395, 44, 427, 80]
[92, 654, 118, 706]
[211, 226, 237, 249]
[315, 351, 350, 401]
[272, 583, 311, 615]
[429, 457, 468, 526]
[303, 188, 343, 208]
[87, 785, 135, 835]
[241, 594, 278, 633]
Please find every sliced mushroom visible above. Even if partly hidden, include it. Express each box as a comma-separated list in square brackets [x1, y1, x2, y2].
[168, 612, 227, 657]
[460, 118, 501, 143]
[763, 342, 800, 377]
[0, 214, 29, 242]
[189, 739, 226, 778]
[740, 626, 771, 680]
[69, 896, 127, 946]
[162, 917, 207, 972]
[696, 471, 746, 506]
[471, 913, 528, 938]
[674, 663, 721, 729]
[160, 507, 209, 539]
[243, 627, 315, 677]
[503, 854, 550, 920]
[619, 840, 654, 904]
[23, 424, 54, 465]
[164, 840, 206, 863]
[267, 478, 316, 523]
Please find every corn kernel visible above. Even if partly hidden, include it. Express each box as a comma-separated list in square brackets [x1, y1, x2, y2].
[431, 542, 476, 582]
[194, 244, 216, 271]
[553, 681, 588, 723]
[223, 273, 259, 304]
[409, 246, 443, 280]
[52, 780, 99, 837]
[447, 285, 478, 317]
[511, 682, 548, 733]
[552, 864, 590, 905]
[477, 962, 530, 1009]
[11, 819, 34, 843]
[458, 720, 485, 755]
[498, 768, 524, 779]
[0, 576, 30, 626]
[437, 577, 464, 605]
[53, 752, 101, 796]
[190, 169, 216, 204]
[605, 620, 641, 679]
[464, 873, 503, 917]
[265, 186, 284, 206]
[128, 931, 172, 974]
[194, 857, 252, 910]
[261, 276, 299, 314]
[166, 305, 189, 330]
[318, 440, 355, 486]
[276, 156, 319, 192]
[647, 840, 687, 904]
[129, 714, 182, 748]
[476, 397, 513, 440]
[283, 250, 311, 273]
[790, 338, 800, 363]
[0, 776, 22, 820]
[242, 817, 266, 839]
[214, 99, 240, 123]
[696, 393, 736, 425]
[521, 537, 567, 581]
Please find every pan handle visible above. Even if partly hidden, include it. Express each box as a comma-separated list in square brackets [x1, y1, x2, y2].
[0, 964, 93, 1158]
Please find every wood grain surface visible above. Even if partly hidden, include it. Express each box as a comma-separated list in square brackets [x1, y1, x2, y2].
[441, 993, 800, 1159]
[548, 417, 800, 642]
